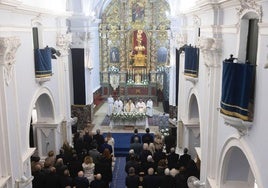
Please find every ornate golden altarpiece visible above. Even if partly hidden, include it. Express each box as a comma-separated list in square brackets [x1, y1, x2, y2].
[99, 0, 170, 101]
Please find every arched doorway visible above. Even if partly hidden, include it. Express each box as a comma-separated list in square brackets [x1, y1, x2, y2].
[220, 146, 256, 188]
[182, 93, 201, 161]
[187, 94, 200, 158]
[29, 90, 61, 159]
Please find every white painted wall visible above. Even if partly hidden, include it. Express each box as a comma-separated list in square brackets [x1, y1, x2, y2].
[177, 0, 268, 187]
[0, 1, 72, 187]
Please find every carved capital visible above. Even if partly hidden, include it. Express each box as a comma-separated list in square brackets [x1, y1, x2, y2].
[0, 37, 21, 85]
[199, 37, 222, 68]
[56, 33, 72, 56]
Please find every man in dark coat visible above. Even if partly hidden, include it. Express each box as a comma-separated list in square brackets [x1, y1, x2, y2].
[93, 129, 105, 152]
[44, 167, 61, 188]
[73, 171, 89, 188]
[59, 169, 73, 188]
[32, 164, 45, 188]
[164, 131, 176, 154]
[130, 128, 141, 143]
[179, 148, 191, 168]
[90, 173, 106, 188]
[125, 167, 140, 188]
[68, 154, 83, 178]
[142, 168, 160, 188]
[142, 128, 154, 145]
[130, 137, 143, 157]
[125, 155, 141, 175]
[167, 147, 179, 170]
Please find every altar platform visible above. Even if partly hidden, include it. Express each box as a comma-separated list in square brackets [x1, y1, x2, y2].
[109, 116, 149, 129]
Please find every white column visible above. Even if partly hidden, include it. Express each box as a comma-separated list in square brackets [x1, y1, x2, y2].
[85, 25, 100, 105]
[56, 33, 73, 144]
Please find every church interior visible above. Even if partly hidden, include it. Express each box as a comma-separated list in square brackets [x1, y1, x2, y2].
[0, 0, 268, 187]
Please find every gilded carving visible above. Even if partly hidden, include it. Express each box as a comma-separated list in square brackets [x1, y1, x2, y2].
[0, 37, 21, 85]
[100, 0, 171, 83]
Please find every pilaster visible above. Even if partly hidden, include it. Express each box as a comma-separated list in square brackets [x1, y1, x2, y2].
[0, 37, 28, 186]
[199, 36, 222, 180]
[56, 33, 73, 144]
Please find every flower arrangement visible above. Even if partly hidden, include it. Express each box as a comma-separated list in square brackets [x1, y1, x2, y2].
[159, 127, 170, 137]
[108, 65, 119, 73]
[110, 112, 146, 122]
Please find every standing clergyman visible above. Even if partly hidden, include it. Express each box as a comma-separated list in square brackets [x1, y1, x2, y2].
[136, 98, 146, 113]
[107, 95, 114, 116]
[146, 98, 153, 117]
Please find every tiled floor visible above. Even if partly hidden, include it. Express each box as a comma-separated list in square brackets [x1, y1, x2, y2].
[92, 101, 164, 133]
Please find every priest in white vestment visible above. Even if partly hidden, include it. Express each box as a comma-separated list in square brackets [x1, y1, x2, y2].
[107, 95, 114, 116]
[146, 98, 153, 117]
[124, 99, 136, 113]
[136, 99, 146, 113]
[114, 97, 123, 113]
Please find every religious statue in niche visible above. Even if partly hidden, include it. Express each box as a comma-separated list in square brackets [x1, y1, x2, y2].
[110, 47, 119, 63]
[130, 30, 147, 67]
[132, 2, 145, 22]
[157, 47, 168, 63]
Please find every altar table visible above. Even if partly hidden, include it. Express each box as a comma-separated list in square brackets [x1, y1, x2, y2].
[109, 117, 148, 129]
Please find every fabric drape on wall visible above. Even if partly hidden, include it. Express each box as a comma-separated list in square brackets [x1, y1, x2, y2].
[184, 46, 199, 77]
[220, 61, 254, 121]
[34, 47, 52, 78]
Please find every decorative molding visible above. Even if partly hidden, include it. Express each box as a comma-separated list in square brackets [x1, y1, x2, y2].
[221, 113, 253, 136]
[236, 0, 262, 22]
[193, 15, 201, 26]
[56, 33, 72, 56]
[0, 37, 21, 85]
[185, 75, 198, 84]
[198, 37, 222, 68]
[183, 120, 200, 138]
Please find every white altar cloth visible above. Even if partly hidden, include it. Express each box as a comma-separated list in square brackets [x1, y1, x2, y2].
[109, 117, 148, 129]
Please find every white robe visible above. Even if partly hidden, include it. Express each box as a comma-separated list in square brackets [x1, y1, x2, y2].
[146, 99, 153, 117]
[124, 102, 136, 112]
[136, 101, 146, 113]
[107, 96, 114, 116]
[118, 100, 123, 113]
[114, 99, 123, 113]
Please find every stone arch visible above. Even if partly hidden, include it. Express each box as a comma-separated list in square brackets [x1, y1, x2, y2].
[29, 87, 55, 123]
[218, 137, 263, 188]
[183, 90, 201, 160]
[188, 92, 199, 121]
[237, 10, 260, 63]
[27, 87, 56, 157]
